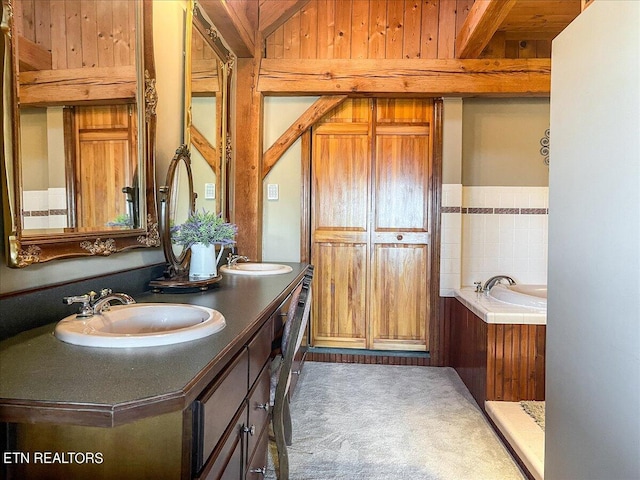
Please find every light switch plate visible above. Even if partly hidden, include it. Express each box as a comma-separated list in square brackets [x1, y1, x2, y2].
[267, 183, 279, 200]
[204, 183, 215, 199]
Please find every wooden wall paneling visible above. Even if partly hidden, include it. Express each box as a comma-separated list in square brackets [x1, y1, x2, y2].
[333, 0, 351, 59]
[299, 1, 318, 59]
[96, 0, 114, 68]
[350, 0, 369, 59]
[80, 0, 99, 68]
[536, 39, 551, 58]
[420, 0, 439, 59]
[266, 25, 285, 58]
[480, 31, 506, 58]
[50, 0, 67, 69]
[385, 0, 404, 59]
[112, 0, 130, 67]
[368, 0, 387, 59]
[316, 0, 335, 59]
[436, 0, 456, 59]
[283, 10, 301, 59]
[403, 0, 422, 59]
[259, 0, 311, 38]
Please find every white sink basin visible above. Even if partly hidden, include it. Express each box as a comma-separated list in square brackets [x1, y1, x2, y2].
[54, 303, 225, 348]
[219, 263, 293, 276]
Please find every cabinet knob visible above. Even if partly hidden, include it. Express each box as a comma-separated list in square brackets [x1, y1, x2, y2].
[292, 369, 301, 375]
[249, 466, 266, 476]
[397, 234, 403, 241]
[257, 403, 269, 411]
[243, 424, 256, 436]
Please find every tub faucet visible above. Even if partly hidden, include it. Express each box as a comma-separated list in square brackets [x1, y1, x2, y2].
[63, 289, 135, 317]
[227, 253, 250, 268]
[483, 275, 516, 292]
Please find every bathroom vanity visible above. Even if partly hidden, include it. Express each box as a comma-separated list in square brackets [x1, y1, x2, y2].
[0, 263, 312, 479]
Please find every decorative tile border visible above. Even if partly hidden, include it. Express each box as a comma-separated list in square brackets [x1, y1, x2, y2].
[451, 207, 549, 215]
[23, 209, 68, 217]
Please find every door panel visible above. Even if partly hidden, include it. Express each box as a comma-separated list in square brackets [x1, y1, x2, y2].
[311, 98, 433, 351]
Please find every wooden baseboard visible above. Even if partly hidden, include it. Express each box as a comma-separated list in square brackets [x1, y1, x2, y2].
[306, 348, 430, 366]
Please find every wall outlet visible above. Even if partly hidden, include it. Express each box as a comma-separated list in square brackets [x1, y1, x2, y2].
[267, 183, 279, 201]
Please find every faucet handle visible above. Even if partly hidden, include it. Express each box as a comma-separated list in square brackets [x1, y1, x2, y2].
[63, 291, 95, 317]
[474, 281, 483, 293]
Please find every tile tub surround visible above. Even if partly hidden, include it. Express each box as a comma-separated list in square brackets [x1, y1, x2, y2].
[462, 186, 549, 288]
[440, 184, 463, 296]
[455, 287, 546, 325]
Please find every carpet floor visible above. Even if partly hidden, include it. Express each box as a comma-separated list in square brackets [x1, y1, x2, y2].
[266, 362, 525, 480]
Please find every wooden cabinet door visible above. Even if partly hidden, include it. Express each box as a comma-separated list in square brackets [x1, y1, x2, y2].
[371, 100, 431, 350]
[311, 99, 371, 349]
[311, 99, 433, 351]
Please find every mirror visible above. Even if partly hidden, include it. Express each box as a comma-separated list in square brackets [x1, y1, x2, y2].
[185, 1, 233, 221]
[1, 0, 159, 267]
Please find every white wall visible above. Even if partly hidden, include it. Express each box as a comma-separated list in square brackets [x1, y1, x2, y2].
[262, 96, 318, 262]
[546, 2, 640, 479]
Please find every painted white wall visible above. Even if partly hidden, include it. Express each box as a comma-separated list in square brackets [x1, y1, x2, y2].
[546, 2, 640, 479]
[262, 96, 318, 262]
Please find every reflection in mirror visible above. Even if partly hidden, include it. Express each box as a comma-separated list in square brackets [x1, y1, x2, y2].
[1, 0, 159, 267]
[186, 1, 233, 221]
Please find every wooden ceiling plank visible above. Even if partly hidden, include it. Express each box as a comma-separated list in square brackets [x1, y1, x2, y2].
[199, 0, 255, 57]
[259, 0, 311, 38]
[456, 0, 517, 59]
[257, 58, 550, 96]
[262, 95, 348, 178]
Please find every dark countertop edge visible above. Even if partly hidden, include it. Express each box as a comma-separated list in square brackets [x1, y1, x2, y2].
[0, 265, 311, 428]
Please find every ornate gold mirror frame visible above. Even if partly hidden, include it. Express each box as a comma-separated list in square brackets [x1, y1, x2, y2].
[1, 0, 159, 268]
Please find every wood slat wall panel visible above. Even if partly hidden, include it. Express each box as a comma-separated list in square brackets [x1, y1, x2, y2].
[446, 297, 546, 408]
[16, 0, 136, 71]
[306, 352, 430, 366]
[264, 0, 556, 60]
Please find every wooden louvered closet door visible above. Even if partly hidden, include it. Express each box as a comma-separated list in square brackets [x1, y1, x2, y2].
[311, 99, 433, 351]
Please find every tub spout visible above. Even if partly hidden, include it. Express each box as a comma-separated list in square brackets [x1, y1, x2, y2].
[483, 275, 516, 292]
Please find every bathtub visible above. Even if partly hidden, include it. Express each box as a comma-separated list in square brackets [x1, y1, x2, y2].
[489, 284, 547, 309]
[454, 285, 547, 325]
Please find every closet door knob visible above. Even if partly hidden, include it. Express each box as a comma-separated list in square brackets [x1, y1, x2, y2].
[396, 234, 403, 241]
[249, 466, 266, 476]
[243, 425, 256, 436]
[257, 403, 269, 411]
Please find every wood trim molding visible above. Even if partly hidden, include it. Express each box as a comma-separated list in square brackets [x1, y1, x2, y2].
[429, 99, 443, 366]
[262, 95, 347, 179]
[299, 130, 311, 264]
[456, 0, 517, 59]
[257, 59, 550, 96]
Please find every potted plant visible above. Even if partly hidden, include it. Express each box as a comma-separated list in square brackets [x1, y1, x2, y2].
[171, 209, 237, 280]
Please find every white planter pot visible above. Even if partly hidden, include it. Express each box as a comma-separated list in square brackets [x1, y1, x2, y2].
[189, 243, 224, 281]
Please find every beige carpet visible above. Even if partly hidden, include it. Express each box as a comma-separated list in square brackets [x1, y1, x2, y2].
[266, 362, 525, 480]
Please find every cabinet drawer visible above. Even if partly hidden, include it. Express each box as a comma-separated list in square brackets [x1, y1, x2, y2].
[246, 419, 270, 480]
[195, 348, 249, 471]
[248, 316, 273, 389]
[197, 403, 247, 480]
[246, 363, 271, 462]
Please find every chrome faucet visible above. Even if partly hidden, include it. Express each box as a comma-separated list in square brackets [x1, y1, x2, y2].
[63, 289, 135, 317]
[483, 275, 516, 292]
[227, 253, 250, 268]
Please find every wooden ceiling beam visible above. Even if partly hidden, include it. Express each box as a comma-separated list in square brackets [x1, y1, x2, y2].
[456, 0, 517, 59]
[18, 36, 52, 72]
[259, 0, 311, 38]
[257, 59, 550, 96]
[262, 95, 347, 179]
[198, 0, 255, 57]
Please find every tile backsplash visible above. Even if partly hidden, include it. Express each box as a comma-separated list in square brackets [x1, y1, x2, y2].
[22, 188, 68, 229]
[440, 185, 549, 296]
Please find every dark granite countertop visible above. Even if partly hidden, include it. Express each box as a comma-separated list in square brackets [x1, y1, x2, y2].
[0, 263, 309, 427]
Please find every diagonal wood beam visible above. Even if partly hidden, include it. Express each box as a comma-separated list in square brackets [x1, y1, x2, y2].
[262, 95, 348, 179]
[259, 0, 311, 38]
[198, 0, 255, 57]
[190, 125, 220, 176]
[456, 0, 517, 59]
[18, 36, 52, 71]
[257, 59, 550, 96]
